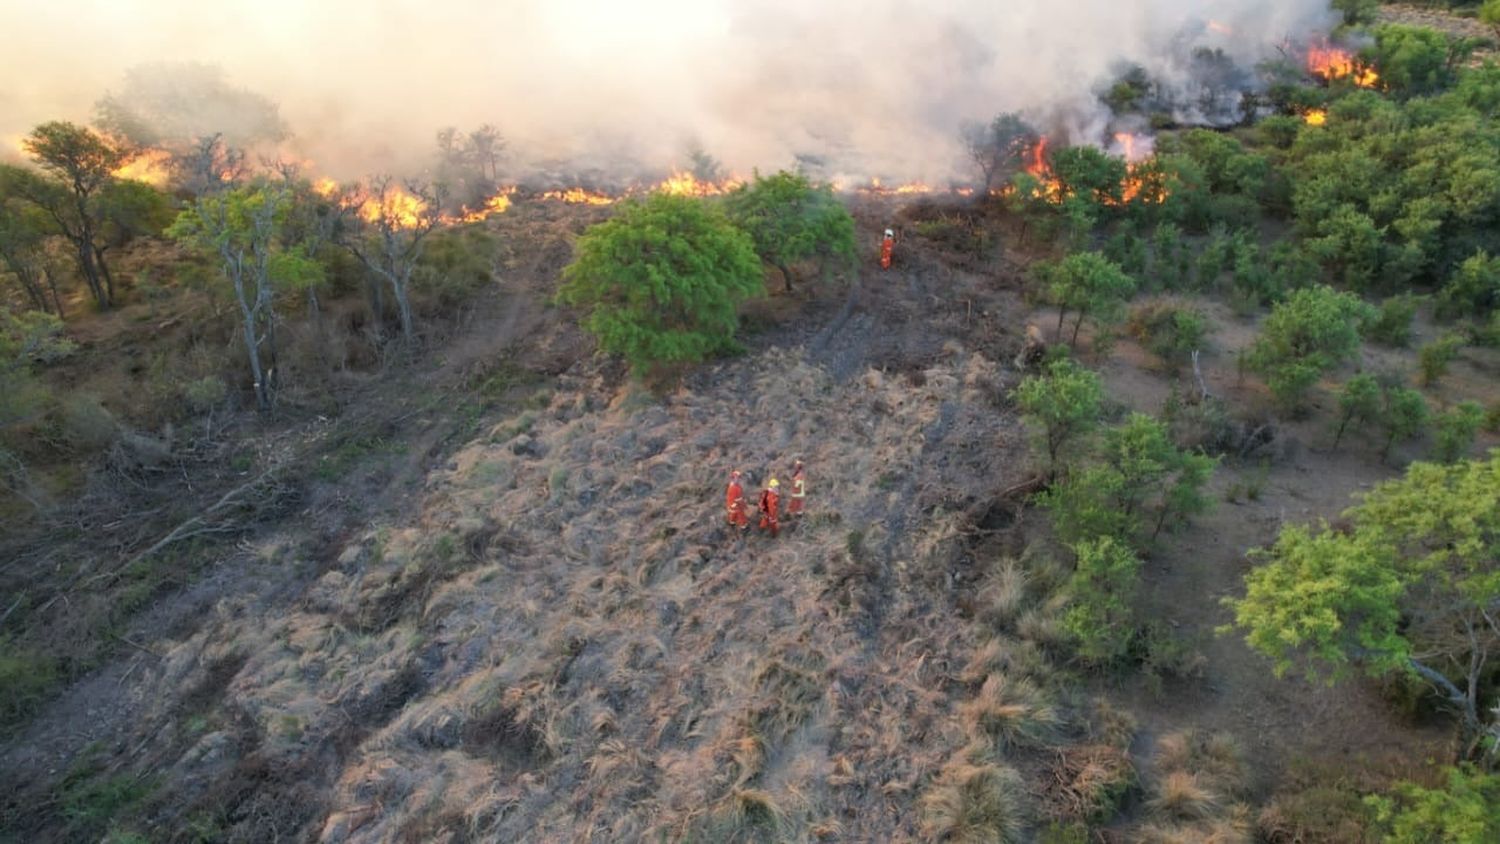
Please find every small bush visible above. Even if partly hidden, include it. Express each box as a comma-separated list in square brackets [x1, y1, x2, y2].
[1417, 333, 1464, 386]
[56, 394, 118, 452]
[1364, 294, 1418, 347]
[1146, 771, 1222, 822]
[1059, 536, 1141, 666]
[0, 638, 59, 728]
[181, 376, 227, 414]
[960, 673, 1061, 749]
[1127, 299, 1209, 371]
[1433, 401, 1485, 463]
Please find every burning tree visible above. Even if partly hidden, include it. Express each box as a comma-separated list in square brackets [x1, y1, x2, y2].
[167, 183, 322, 411]
[962, 113, 1038, 194]
[0, 122, 130, 310]
[721, 170, 855, 293]
[339, 177, 447, 343]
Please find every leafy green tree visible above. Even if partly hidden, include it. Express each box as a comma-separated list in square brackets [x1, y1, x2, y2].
[1227, 452, 1500, 758]
[1380, 387, 1430, 458]
[1040, 465, 1134, 545]
[1364, 294, 1418, 347]
[1369, 765, 1500, 843]
[168, 184, 321, 410]
[1418, 332, 1464, 386]
[1150, 222, 1190, 290]
[557, 193, 762, 378]
[1013, 357, 1104, 475]
[1439, 250, 1500, 319]
[1246, 285, 1373, 410]
[1332, 373, 1381, 450]
[1043, 251, 1136, 344]
[1, 123, 130, 309]
[1061, 536, 1142, 666]
[1052, 145, 1128, 209]
[1434, 401, 1485, 463]
[721, 170, 854, 292]
[1370, 25, 1471, 97]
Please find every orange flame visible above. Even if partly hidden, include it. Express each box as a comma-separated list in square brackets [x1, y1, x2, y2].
[1022, 137, 1064, 202]
[111, 148, 173, 186]
[539, 186, 615, 205]
[360, 185, 427, 229]
[452, 187, 517, 223]
[312, 177, 340, 198]
[1303, 109, 1328, 126]
[856, 178, 935, 196]
[1307, 42, 1379, 88]
[655, 170, 743, 197]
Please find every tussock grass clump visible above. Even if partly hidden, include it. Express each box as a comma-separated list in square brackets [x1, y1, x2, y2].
[1153, 729, 1247, 796]
[687, 787, 790, 844]
[959, 673, 1061, 750]
[1146, 770, 1222, 822]
[976, 558, 1028, 631]
[1041, 743, 1136, 824]
[961, 636, 1048, 684]
[919, 759, 1031, 844]
[742, 651, 825, 746]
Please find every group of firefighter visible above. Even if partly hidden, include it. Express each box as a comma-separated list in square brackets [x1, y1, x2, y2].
[719, 230, 893, 540]
[725, 460, 806, 539]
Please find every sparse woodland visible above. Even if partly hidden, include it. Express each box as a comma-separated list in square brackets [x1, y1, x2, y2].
[4, 6, 1500, 844]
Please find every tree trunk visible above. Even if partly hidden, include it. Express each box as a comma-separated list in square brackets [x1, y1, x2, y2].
[392, 271, 415, 342]
[1055, 307, 1067, 342]
[45, 268, 65, 319]
[76, 241, 107, 309]
[775, 261, 794, 294]
[95, 244, 116, 304]
[1071, 312, 1086, 344]
[1332, 411, 1352, 451]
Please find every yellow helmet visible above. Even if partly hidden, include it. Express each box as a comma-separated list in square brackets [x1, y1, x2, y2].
[768, 478, 779, 488]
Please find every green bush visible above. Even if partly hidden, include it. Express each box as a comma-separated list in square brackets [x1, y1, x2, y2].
[0, 636, 59, 728]
[181, 376, 227, 414]
[1434, 401, 1485, 463]
[556, 193, 763, 378]
[1418, 333, 1465, 386]
[1126, 299, 1208, 371]
[722, 169, 855, 291]
[1367, 765, 1500, 844]
[1013, 357, 1104, 474]
[1061, 536, 1142, 666]
[1365, 294, 1419, 347]
[57, 394, 118, 452]
[1246, 285, 1373, 411]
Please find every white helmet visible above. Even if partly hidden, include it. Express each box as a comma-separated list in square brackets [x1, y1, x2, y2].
[884, 228, 894, 237]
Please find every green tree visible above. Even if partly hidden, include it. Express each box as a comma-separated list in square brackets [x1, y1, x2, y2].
[1368, 765, 1500, 843]
[1226, 452, 1500, 757]
[1061, 536, 1142, 666]
[721, 170, 855, 293]
[1040, 465, 1134, 545]
[168, 184, 321, 410]
[1370, 25, 1471, 97]
[0, 199, 65, 316]
[557, 193, 762, 377]
[1, 123, 130, 309]
[1246, 285, 1373, 411]
[1305, 204, 1383, 291]
[1440, 250, 1500, 319]
[1418, 332, 1464, 386]
[1380, 387, 1430, 458]
[1013, 357, 1104, 476]
[1332, 373, 1381, 450]
[1043, 251, 1136, 344]
[1434, 401, 1485, 463]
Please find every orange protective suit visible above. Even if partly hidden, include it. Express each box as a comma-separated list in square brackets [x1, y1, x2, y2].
[787, 466, 806, 516]
[880, 234, 894, 269]
[758, 486, 781, 538]
[726, 477, 748, 529]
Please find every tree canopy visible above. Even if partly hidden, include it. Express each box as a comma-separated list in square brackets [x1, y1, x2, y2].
[721, 170, 855, 292]
[557, 193, 763, 377]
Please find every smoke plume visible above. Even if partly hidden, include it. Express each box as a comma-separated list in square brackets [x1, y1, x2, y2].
[0, 0, 1337, 182]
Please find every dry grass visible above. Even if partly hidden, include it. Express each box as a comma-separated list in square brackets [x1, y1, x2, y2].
[959, 673, 1062, 750]
[1039, 743, 1136, 824]
[1146, 770, 1223, 822]
[919, 759, 1031, 844]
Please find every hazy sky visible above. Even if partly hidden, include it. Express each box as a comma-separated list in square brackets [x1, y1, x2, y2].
[0, 1, 1337, 181]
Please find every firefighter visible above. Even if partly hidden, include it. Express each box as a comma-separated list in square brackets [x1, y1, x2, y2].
[758, 478, 781, 538]
[880, 228, 895, 270]
[725, 469, 749, 532]
[787, 460, 807, 519]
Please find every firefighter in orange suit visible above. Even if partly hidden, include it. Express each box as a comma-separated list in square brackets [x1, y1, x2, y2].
[758, 478, 781, 538]
[787, 460, 807, 519]
[726, 470, 749, 531]
[880, 228, 895, 269]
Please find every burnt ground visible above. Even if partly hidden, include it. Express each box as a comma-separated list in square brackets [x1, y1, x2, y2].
[1, 196, 1486, 842]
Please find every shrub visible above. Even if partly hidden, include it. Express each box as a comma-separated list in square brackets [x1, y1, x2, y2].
[1331, 373, 1381, 450]
[919, 759, 1031, 844]
[57, 394, 118, 452]
[1439, 249, 1500, 320]
[1433, 401, 1485, 463]
[1379, 387, 1429, 457]
[1418, 333, 1464, 386]
[0, 637, 59, 728]
[1042, 251, 1137, 344]
[1127, 299, 1209, 372]
[182, 376, 227, 414]
[1060, 536, 1141, 666]
[1013, 357, 1104, 475]
[1246, 285, 1373, 411]
[556, 193, 763, 377]
[1366, 765, 1500, 844]
[1364, 294, 1418, 347]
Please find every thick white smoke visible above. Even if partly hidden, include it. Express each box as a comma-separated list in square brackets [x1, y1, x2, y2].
[0, 0, 1336, 182]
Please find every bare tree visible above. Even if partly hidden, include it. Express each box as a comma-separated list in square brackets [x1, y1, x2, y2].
[174, 133, 248, 195]
[465, 125, 505, 182]
[962, 112, 1037, 193]
[340, 177, 446, 343]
